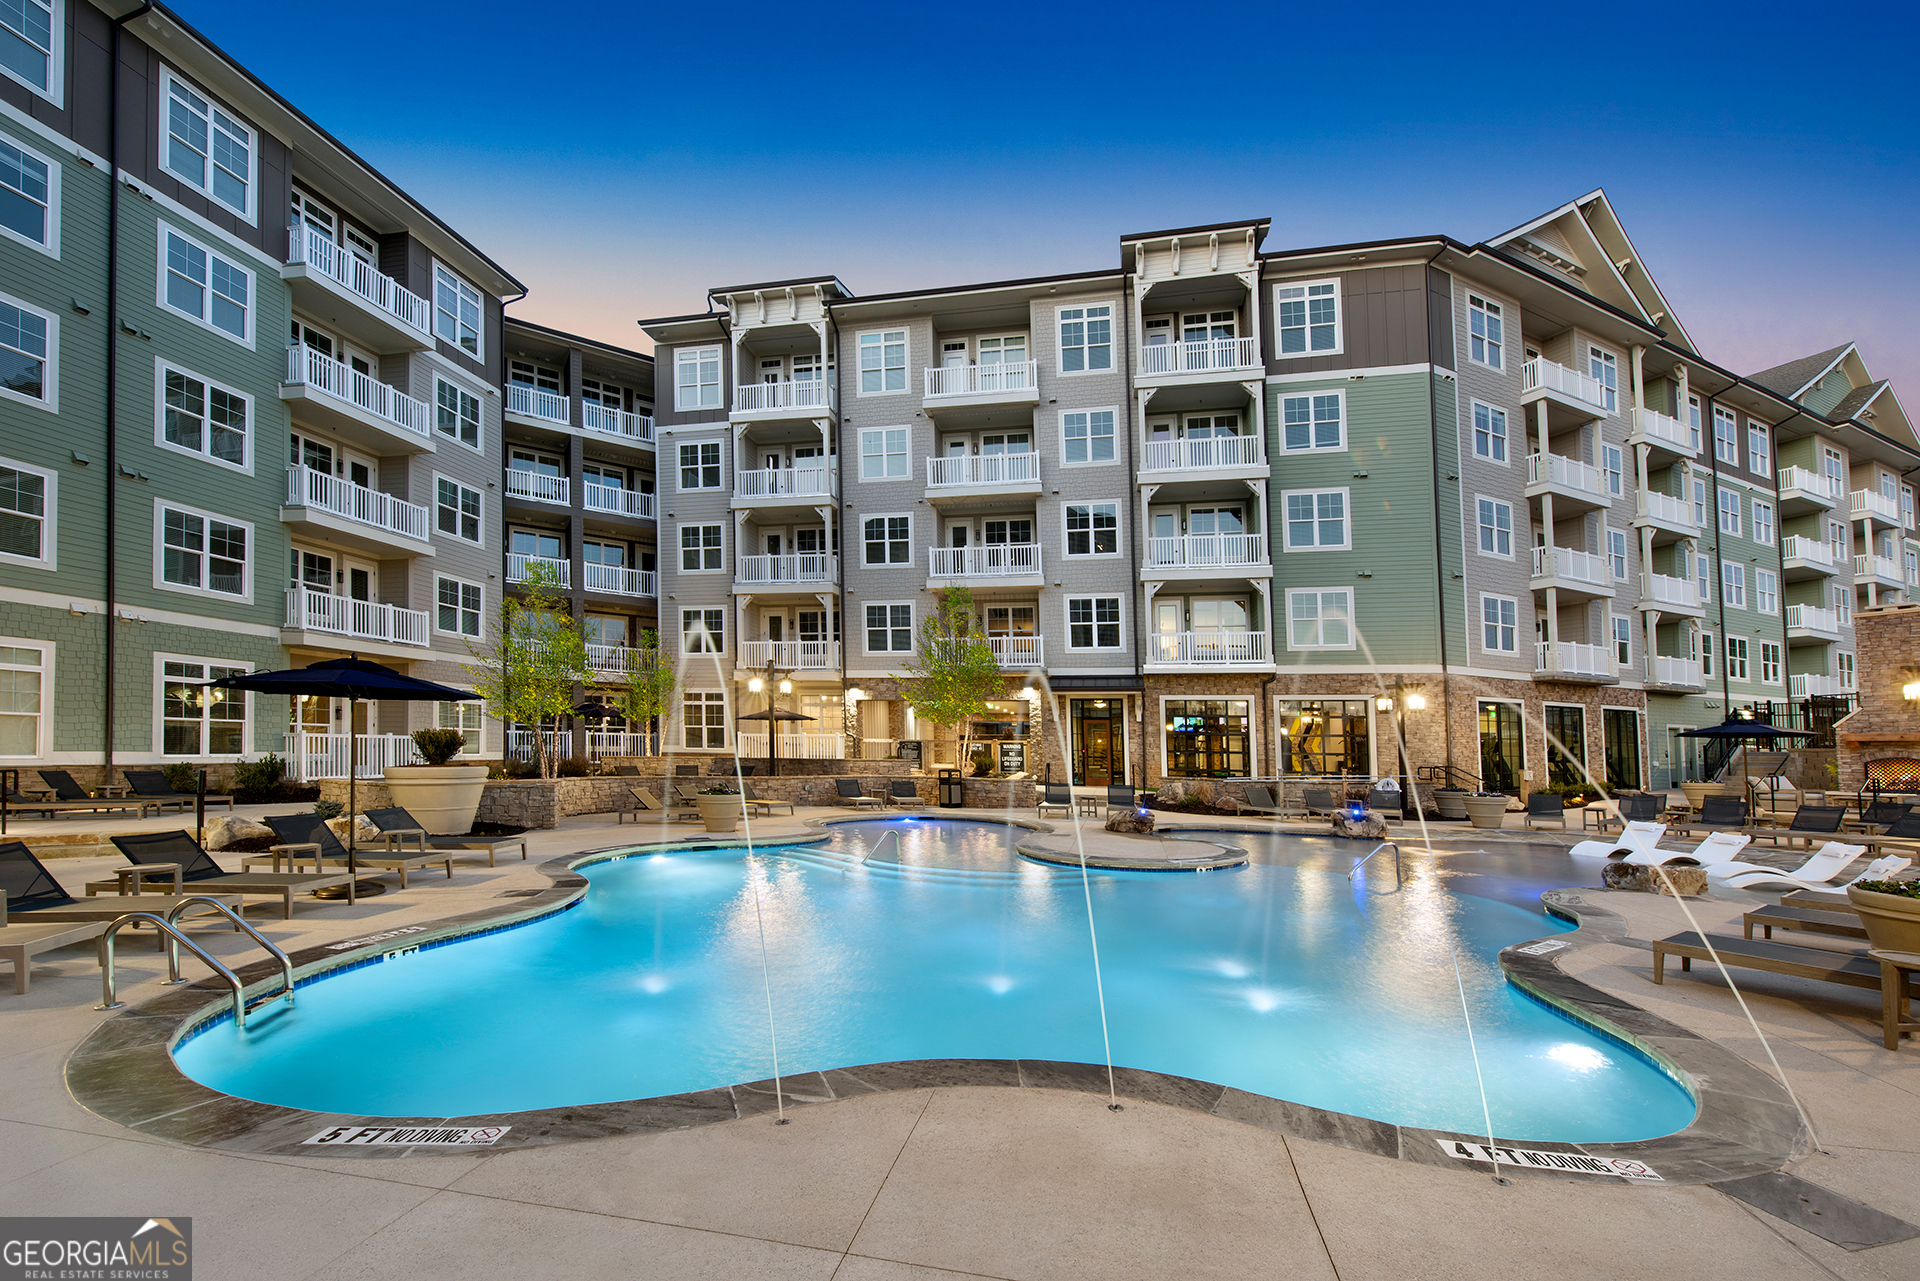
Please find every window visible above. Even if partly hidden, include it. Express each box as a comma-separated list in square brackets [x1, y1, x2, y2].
[435, 477, 480, 543]
[1713, 406, 1738, 465]
[1601, 444, 1623, 497]
[160, 658, 248, 756]
[1281, 392, 1344, 452]
[678, 440, 722, 489]
[433, 264, 481, 357]
[1692, 475, 1707, 527]
[1286, 489, 1350, 551]
[156, 361, 248, 469]
[681, 610, 725, 655]
[858, 428, 908, 479]
[1275, 280, 1340, 355]
[1696, 553, 1710, 602]
[1828, 518, 1847, 561]
[164, 73, 252, 217]
[1057, 304, 1112, 372]
[0, 640, 44, 756]
[0, 455, 51, 567]
[0, 0, 56, 99]
[1277, 699, 1369, 775]
[679, 524, 723, 572]
[1751, 500, 1774, 546]
[1718, 487, 1742, 536]
[436, 576, 482, 637]
[1612, 615, 1632, 666]
[1748, 422, 1770, 475]
[1701, 631, 1714, 678]
[0, 135, 54, 252]
[865, 603, 913, 652]
[1165, 699, 1250, 778]
[1589, 346, 1618, 412]
[1065, 502, 1119, 556]
[157, 502, 248, 600]
[1724, 635, 1748, 681]
[1475, 497, 1512, 557]
[1755, 568, 1778, 615]
[1468, 295, 1502, 368]
[435, 378, 480, 447]
[1472, 402, 1507, 462]
[1061, 409, 1116, 464]
[159, 226, 250, 343]
[1759, 641, 1782, 685]
[1837, 651, 1855, 689]
[673, 346, 721, 411]
[436, 699, 483, 754]
[1287, 588, 1353, 650]
[863, 515, 910, 565]
[1607, 528, 1628, 580]
[1721, 561, 1745, 608]
[1902, 484, 1914, 530]
[0, 293, 52, 409]
[1687, 395, 1702, 450]
[1067, 596, 1122, 649]
[682, 691, 727, 748]
[858, 328, 907, 393]
[1834, 584, 1851, 626]
[1481, 595, 1517, 653]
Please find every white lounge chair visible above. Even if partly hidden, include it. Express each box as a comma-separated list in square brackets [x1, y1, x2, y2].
[1705, 840, 1866, 886]
[1611, 830, 1752, 867]
[1569, 821, 1667, 860]
[1721, 852, 1906, 894]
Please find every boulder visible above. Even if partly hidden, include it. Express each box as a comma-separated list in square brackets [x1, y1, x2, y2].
[324, 815, 382, 846]
[1105, 808, 1155, 835]
[1330, 809, 1390, 840]
[1599, 863, 1708, 896]
[203, 815, 273, 850]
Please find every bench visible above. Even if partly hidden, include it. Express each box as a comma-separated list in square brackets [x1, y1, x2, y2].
[1651, 931, 1900, 995]
[1742, 904, 1870, 942]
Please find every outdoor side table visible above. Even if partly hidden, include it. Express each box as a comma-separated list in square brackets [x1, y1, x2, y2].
[85, 864, 183, 896]
[1077, 796, 1100, 818]
[1872, 949, 1920, 1051]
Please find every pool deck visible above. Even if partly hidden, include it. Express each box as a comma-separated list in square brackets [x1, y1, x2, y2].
[4, 803, 1919, 1280]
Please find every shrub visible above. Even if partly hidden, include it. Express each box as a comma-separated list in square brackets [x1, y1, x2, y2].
[161, 762, 198, 793]
[556, 756, 592, 778]
[969, 748, 994, 777]
[230, 753, 285, 795]
[503, 759, 541, 780]
[313, 799, 343, 820]
[410, 727, 468, 767]
[1855, 879, 1920, 899]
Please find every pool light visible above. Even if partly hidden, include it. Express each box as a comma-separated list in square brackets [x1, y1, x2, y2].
[1548, 1043, 1608, 1072]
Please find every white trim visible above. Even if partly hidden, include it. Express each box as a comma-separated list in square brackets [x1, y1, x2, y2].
[1284, 586, 1355, 651]
[1058, 406, 1120, 467]
[1474, 696, 1527, 791]
[1271, 277, 1343, 358]
[158, 68, 256, 225]
[152, 497, 253, 604]
[432, 473, 483, 545]
[0, 288, 56, 412]
[1158, 693, 1258, 783]
[672, 345, 723, 412]
[860, 599, 915, 654]
[1472, 494, 1514, 559]
[0, 0, 61, 107]
[155, 219, 254, 348]
[674, 436, 726, 491]
[431, 374, 484, 452]
[0, 633, 50, 759]
[152, 651, 255, 761]
[431, 259, 484, 360]
[151, 356, 253, 474]
[114, 172, 275, 270]
[0, 125, 57, 257]
[1265, 362, 1432, 384]
[1466, 292, 1506, 371]
[855, 326, 911, 397]
[1055, 299, 1117, 376]
[0, 451, 54, 570]
[1272, 694, 1379, 781]
[1280, 486, 1351, 552]
[1469, 399, 1510, 465]
[433, 573, 485, 639]
[0, 587, 279, 636]
[1064, 594, 1125, 650]
[856, 426, 912, 481]
[675, 521, 726, 574]
[1061, 498, 1123, 559]
[1277, 387, 1346, 454]
[859, 511, 913, 567]
[1609, 614, 1634, 667]
[1478, 592, 1519, 654]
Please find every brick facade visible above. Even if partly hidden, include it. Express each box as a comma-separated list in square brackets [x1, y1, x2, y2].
[1836, 603, 1920, 792]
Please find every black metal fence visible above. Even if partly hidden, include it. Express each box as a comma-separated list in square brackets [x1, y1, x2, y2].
[1746, 696, 1857, 749]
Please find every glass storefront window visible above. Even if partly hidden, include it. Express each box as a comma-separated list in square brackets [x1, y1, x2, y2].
[1545, 704, 1585, 790]
[1478, 700, 1524, 793]
[1276, 699, 1371, 776]
[1163, 699, 1248, 777]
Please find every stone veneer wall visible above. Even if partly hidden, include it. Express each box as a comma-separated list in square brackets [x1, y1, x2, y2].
[1836, 603, 1920, 792]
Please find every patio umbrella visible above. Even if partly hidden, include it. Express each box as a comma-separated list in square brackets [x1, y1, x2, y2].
[734, 707, 816, 777]
[211, 657, 480, 896]
[1676, 716, 1816, 802]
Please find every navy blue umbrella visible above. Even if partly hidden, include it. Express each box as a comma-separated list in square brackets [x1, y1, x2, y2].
[1676, 716, 1815, 798]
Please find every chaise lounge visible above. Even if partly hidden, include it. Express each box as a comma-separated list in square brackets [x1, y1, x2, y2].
[121, 769, 234, 813]
[361, 807, 529, 866]
[260, 813, 455, 889]
[836, 778, 882, 809]
[0, 840, 241, 955]
[108, 830, 358, 916]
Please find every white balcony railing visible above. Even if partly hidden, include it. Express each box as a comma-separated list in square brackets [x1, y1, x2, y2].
[985, 636, 1044, 668]
[284, 732, 422, 781]
[1148, 630, 1272, 665]
[1138, 336, 1258, 376]
[732, 380, 836, 414]
[735, 554, 836, 584]
[584, 563, 656, 597]
[1630, 406, 1691, 451]
[285, 224, 433, 339]
[505, 469, 570, 505]
[583, 482, 655, 519]
[586, 643, 637, 674]
[737, 732, 845, 760]
[506, 729, 660, 763]
[1526, 452, 1606, 498]
[506, 382, 570, 425]
[582, 401, 654, 443]
[1144, 533, 1268, 570]
[1778, 466, 1841, 501]
[924, 452, 1039, 488]
[1531, 546, 1609, 587]
[734, 467, 836, 499]
[1855, 554, 1902, 582]
[1787, 604, 1840, 636]
[285, 344, 431, 439]
[1641, 572, 1697, 607]
[1651, 655, 1701, 687]
[283, 588, 429, 647]
[506, 553, 570, 588]
[923, 360, 1038, 398]
[1781, 535, 1834, 567]
[1790, 673, 1851, 699]
[1522, 357, 1611, 412]
[1142, 435, 1265, 471]
[1635, 489, 1694, 529]
[928, 543, 1042, 578]
[1535, 640, 1612, 677]
[1851, 489, 1901, 523]
[284, 464, 429, 542]
[737, 640, 841, 670]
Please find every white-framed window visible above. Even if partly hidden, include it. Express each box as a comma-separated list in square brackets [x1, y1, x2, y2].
[436, 698, 484, 754]
[1751, 500, 1774, 546]
[1286, 587, 1354, 650]
[1696, 553, 1710, 603]
[1274, 280, 1340, 355]
[682, 689, 727, 746]
[1713, 406, 1739, 465]
[435, 377, 481, 448]
[1837, 651, 1856, 689]
[0, 454, 53, 569]
[858, 427, 909, 480]
[858, 328, 908, 393]
[154, 359, 249, 471]
[1064, 502, 1120, 556]
[1589, 346, 1618, 412]
[678, 439, 723, 489]
[865, 602, 914, 652]
[1721, 561, 1746, 609]
[1475, 497, 1512, 557]
[0, 132, 56, 255]
[1755, 568, 1778, 615]
[158, 224, 250, 345]
[1057, 303, 1112, 372]
[674, 346, 721, 410]
[1692, 475, 1707, 527]
[155, 500, 249, 602]
[1468, 295, 1502, 369]
[1601, 444, 1623, 497]
[162, 71, 252, 219]
[1724, 635, 1748, 681]
[1687, 394, 1702, 450]
[1701, 630, 1714, 678]
[1280, 390, 1344, 452]
[1901, 483, 1914, 530]
[0, 637, 46, 757]
[0, 290, 55, 410]
[681, 610, 725, 655]
[1061, 409, 1116, 464]
[679, 524, 723, 572]
[435, 575, 483, 637]
[1828, 518, 1848, 561]
[862, 514, 911, 566]
[1833, 584, 1852, 626]
[1759, 641, 1782, 686]
[433, 263, 482, 358]
[1066, 596, 1122, 649]
[1607, 528, 1628, 581]
[1286, 488, 1350, 551]
[0, 0, 59, 102]
[435, 476, 481, 543]
[1747, 422, 1770, 475]
[158, 655, 250, 757]
[1471, 401, 1507, 462]
[1718, 487, 1742, 536]
[1480, 594, 1517, 653]
[1612, 615, 1632, 666]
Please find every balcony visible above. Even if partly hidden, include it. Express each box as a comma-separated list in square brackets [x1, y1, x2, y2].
[1786, 604, 1840, 644]
[924, 452, 1042, 502]
[1139, 435, 1266, 476]
[583, 482, 655, 520]
[1144, 630, 1272, 669]
[1534, 640, 1617, 682]
[985, 636, 1044, 668]
[504, 469, 569, 506]
[1649, 655, 1702, 689]
[586, 644, 638, 675]
[506, 383, 570, 427]
[1854, 553, 1904, 587]
[1790, 673, 1853, 699]
[1137, 336, 1259, 376]
[584, 563, 656, 598]
[582, 401, 654, 445]
[737, 732, 845, 760]
[1781, 536, 1837, 580]
[1530, 546, 1613, 598]
[731, 380, 836, 421]
[1776, 466, 1840, 515]
[281, 464, 432, 556]
[1850, 489, 1901, 525]
[1143, 533, 1270, 577]
[922, 361, 1040, 415]
[735, 554, 836, 586]
[1525, 452, 1609, 511]
[281, 224, 432, 353]
[733, 466, 837, 507]
[1632, 489, 1696, 541]
[928, 543, 1043, 582]
[281, 344, 433, 453]
[506, 553, 570, 588]
[1639, 572, 1701, 614]
[738, 640, 841, 671]
[283, 588, 428, 649]
[1521, 357, 1612, 424]
[1628, 406, 1693, 461]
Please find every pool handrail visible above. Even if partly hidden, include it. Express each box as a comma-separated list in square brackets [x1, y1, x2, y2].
[1348, 841, 1401, 886]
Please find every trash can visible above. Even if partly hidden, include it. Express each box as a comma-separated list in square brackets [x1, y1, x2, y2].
[939, 769, 964, 808]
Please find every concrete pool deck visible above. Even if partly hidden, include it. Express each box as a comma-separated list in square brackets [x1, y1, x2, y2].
[4, 805, 1918, 1279]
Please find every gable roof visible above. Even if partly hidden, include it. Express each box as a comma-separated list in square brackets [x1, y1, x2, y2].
[1748, 343, 1854, 399]
[1485, 190, 1692, 349]
[1828, 380, 1886, 423]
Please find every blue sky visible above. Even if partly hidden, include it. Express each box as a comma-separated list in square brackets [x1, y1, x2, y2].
[188, 0, 1919, 390]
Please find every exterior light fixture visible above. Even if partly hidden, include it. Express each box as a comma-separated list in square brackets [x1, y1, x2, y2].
[1906, 681, 1920, 703]
[1375, 695, 1393, 712]
[1406, 693, 1427, 711]
[747, 677, 763, 693]
[778, 679, 793, 694]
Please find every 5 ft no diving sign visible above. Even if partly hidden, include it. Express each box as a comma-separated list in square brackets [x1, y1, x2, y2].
[1440, 1140, 1662, 1181]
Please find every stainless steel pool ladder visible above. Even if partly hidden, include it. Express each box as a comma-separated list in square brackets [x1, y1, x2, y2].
[96, 896, 295, 1028]
[863, 829, 900, 866]
[1348, 842, 1401, 886]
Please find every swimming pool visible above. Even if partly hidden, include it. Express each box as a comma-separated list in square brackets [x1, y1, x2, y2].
[172, 819, 1695, 1142]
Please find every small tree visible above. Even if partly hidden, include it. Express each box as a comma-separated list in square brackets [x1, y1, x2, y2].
[620, 629, 676, 755]
[463, 562, 587, 779]
[894, 587, 1003, 768]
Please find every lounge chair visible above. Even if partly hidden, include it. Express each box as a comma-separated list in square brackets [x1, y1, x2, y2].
[1037, 784, 1071, 818]
[1, 897, 107, 994]
[0, 783, 146, 820]
[260, 814, 453, 889]
[1704, 839, 1865, 884]
[835, 778, 881, 809]
[741, 783, 793, 817]
[108, 830, 358, 916]
[1720, 851, 1904, 894]
[1525, 792, 1566, 830]
[620, 788, 696, 824]
[1105, 785, 1136, 817]
[1858, 801, 1914, 829]
[362, 807, 529, 865]
[1596, 829, 1752, 867]
[1570, 821, 1669, 860]
[0, 841, 240, 952]
[1367, 786, 1406, 820]
[37, 770, 127, 803]
[1745, 804, 1847, 848]
[121, 768, 234, 813]
[887, 780, 928, 809]
[1673, 795, 1749, 834]
[1302, 788, 1340, 817]
[1606, 793, 1666, 829]
[1230, 785, 1289, 819]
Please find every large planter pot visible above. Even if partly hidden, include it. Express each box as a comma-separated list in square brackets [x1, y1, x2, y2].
[382, 764, 489, 835]
[1848, 886, 1920, 953]
[694, 794, 742, 834]
[1464, 796, 1510, 829]
[1679, 781, 1717, 813]
[1434, 790, 1469, 820]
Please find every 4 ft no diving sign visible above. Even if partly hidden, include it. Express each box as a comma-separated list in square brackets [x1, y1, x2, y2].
[1439, 1140, 1662, 1181]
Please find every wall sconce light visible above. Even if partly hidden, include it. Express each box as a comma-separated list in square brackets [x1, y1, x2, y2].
[1905, 681, 1920, 703]
[747, 677, 763, 693]
[1375, 695, 1393, 712]
[778, 679, 792, 694]
[1406, 693, 1428, 711]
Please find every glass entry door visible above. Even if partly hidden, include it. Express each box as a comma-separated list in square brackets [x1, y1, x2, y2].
[1070, 699, 1121, 787]
[1478, 701, 1524, 793]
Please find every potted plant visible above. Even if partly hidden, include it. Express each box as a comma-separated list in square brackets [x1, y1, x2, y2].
[1848, 878, 1920, 953]
[1433, 786, 1470, 820]
[383, 728, 489, 835]
[1679, 780, 1717, 814]
[694, 786, 743, 834]
[1464, 791, 1510, 829]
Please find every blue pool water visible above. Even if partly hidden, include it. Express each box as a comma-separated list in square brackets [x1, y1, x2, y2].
[173, 820, 1695, 1141]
